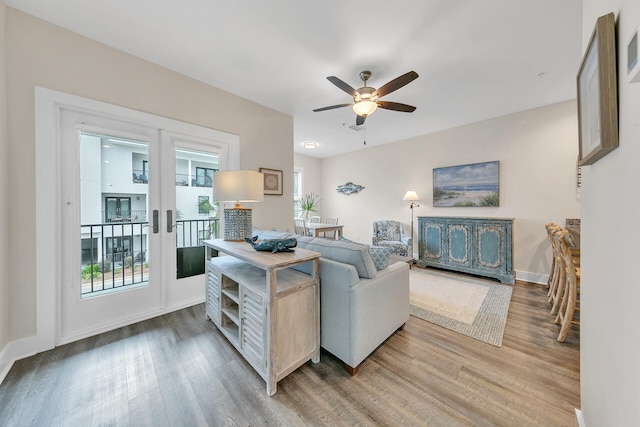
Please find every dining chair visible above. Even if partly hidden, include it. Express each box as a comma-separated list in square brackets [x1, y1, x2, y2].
[309, 216, 321, 223]
[549, 226, 580, 315]
[545, 223, 562, 298]
[554, 229, 581, 342]
[294, 219, 307, 236]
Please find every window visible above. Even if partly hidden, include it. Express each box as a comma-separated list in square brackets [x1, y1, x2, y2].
[293, 168, 303, 218]
[198, 196, 210, 214]
[195, 167, 216, 187]
[105, 196, 132, 222]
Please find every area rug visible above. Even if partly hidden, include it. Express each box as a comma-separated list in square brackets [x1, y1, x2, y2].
[409, 267, 513, 347]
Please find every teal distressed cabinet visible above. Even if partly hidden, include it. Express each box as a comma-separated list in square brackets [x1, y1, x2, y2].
[417, 217, 514, 284]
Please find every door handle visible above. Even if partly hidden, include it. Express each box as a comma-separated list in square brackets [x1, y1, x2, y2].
[167, 210, 173, 233]
[152, 210, 159, 234]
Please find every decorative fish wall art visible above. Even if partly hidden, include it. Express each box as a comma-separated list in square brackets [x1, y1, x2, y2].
[336, 182, 365, 195]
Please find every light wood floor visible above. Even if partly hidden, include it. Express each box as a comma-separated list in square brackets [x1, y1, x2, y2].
[0, 279, 579, 426]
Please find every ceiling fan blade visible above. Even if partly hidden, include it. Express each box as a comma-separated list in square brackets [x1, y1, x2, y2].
[313, 103, 352, 112]
[327, 76, 358, 97]
[377, 101, 416, 112]
[372, 71, 419, 98]
[356, 115, 366, 126]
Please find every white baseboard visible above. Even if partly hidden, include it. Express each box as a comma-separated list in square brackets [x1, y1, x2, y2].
[515, 270, 548, 285]
[0, 343, 14, 385]
[575, 409, 585, 427]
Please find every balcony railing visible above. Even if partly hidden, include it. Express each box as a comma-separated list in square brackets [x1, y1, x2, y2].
[104, 210, 148, 223]
[176, 173, 190, 186]
[133, 170, 215, 188]
[80, 218, 219, 298]
[175, 218, 219, 247]
[81, 221, 149, 297]
[132, 169, 148, 183]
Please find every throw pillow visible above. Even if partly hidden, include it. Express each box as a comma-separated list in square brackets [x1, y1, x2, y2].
[369, 246, 391, 271]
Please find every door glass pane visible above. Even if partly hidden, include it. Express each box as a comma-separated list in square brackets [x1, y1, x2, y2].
[175, 148, 219, 279]
[80, 132, 150, 298]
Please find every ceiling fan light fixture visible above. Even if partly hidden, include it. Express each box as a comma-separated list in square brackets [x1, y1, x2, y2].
[352, 100, 377, 116]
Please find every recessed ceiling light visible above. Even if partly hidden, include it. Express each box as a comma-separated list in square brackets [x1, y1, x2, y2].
[303, 141, 318, 149]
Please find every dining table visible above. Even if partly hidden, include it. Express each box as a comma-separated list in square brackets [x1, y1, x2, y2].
[305, 222, 344, 239]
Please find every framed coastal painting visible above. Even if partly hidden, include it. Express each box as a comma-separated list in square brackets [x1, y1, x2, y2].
[259, 167, 283, 195]
[433, 161, 499, 207]
[577, 12, 618, 166]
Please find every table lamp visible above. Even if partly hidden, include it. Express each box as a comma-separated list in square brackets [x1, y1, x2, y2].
[402, 191, 420, 253]
[213, 170, 264, 241]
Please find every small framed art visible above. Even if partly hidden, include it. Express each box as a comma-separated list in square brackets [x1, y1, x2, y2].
[259, 168, 283, 195]
[577, 12, 619, 166]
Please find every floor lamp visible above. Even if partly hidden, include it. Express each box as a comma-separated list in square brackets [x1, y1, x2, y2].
[402, 191, 420, 258]
[213, 170, 264, 241]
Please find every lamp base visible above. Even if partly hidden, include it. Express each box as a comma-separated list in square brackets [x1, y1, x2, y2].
[223, 207, 253, 241]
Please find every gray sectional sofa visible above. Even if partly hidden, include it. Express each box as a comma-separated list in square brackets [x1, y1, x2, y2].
[251, 228, 410, 375]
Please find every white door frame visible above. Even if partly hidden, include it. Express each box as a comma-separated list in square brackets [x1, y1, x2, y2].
[27, 87, 239, 355]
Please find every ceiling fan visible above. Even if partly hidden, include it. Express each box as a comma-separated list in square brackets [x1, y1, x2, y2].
[313, 70, 419, 125]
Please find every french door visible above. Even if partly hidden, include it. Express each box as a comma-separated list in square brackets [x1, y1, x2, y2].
[57, 105, 235, 344]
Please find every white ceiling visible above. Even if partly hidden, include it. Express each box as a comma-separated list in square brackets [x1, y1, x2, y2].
[6, 0, 583, 158]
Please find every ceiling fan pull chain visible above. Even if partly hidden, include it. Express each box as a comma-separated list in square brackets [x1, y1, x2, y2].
[363, 125, 366, 146]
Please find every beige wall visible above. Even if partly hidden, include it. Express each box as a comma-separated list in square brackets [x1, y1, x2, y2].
[5, 8, 293, 341]
[0, 4, 10, 358]
[318, 100, 580, 281]
[580, 1, 640, 425]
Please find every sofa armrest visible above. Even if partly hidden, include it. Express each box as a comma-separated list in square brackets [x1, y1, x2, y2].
[317, 258, 359, 359]
[320, 260, 410, 368]
[348, 261, 410, 366]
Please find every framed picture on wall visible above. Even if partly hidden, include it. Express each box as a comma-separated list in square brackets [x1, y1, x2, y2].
[433, 161, 499, 207]
[577, 12, 619, 166]
[259, 168, 283, 195]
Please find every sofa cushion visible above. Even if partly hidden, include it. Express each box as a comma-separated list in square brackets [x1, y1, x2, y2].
[369, 246, 391, 270]
[296, 236, 377, 279]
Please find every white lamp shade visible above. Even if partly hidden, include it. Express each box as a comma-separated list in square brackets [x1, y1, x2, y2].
[403, 190, 420, 201]
[352, 100, 378, 116]
[213, 170, 264, 203]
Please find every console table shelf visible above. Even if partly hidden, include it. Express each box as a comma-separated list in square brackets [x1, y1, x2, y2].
[417, 217, 514, 284]
[204, 239, 321, 396]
